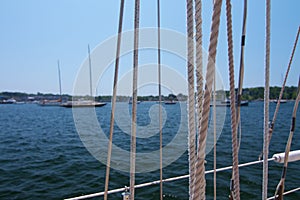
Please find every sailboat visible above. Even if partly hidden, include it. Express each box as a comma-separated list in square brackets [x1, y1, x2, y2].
[38, 60, 63, 106]
[61, 45, 106, 108]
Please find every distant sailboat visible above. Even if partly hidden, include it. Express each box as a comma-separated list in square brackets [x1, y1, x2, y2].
[61, 45, 106, 108]
[210, 99, 249, 107]
[39, 60, 63, 106]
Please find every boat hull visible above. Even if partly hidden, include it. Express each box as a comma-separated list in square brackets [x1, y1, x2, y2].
[61, 101, 106, 108]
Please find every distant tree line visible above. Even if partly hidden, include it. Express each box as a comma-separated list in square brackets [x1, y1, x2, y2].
[225, 86, 298, 101]
[0, 86, 298, 102]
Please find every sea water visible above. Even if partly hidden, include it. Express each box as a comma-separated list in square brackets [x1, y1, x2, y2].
[0, 101, 299, 199]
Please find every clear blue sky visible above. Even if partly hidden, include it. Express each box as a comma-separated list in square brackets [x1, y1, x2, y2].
[0, 0, 299, 95]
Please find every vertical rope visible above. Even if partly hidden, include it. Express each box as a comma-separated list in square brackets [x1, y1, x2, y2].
[225, 0, 240, 199]
[186, 0, 196, 199]
[130, 0, 140, 199]
[263, 0, 271, 199]
[157, 0, 163, 199]
[274, 77, 300, 200]
[104, 1, 125, 200]
[213, 65, 217, 200]
[194, 0, 203, 136]
[194, 0, 205, 198]
[193, 0, 223, 199]
[236, 0, 247, 152]
[268, 27, 300, 143]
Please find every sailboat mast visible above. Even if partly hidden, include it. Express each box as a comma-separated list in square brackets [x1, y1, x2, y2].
[88, 44, 93, 98]
[57, 60, 62, 101]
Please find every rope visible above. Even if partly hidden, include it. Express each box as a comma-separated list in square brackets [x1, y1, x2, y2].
[213, 63, 217, 200]
[193, 0, 223, 199]
[104, 1, 125, 199]
[274, 77, 300, 200]
[65, 158, 276, 200]
[225, 0, 240, 199]
[268, 187, 300, 200]
[258, 27, 300, 161]
[186, 0, 196, 199]
[268, 27, 300, 143]
[157, 0, 163, 199]
[130, 0, 140, 199]
[263, 0, 271, 199]
[236, 0, 247, 152]
[193, 0, 203, 198]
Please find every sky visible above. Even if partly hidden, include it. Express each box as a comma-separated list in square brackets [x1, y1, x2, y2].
[0, 0, 299, 96]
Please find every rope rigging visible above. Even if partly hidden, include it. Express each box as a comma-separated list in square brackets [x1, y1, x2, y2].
[104, 1, 125, 199]
[225, 0, 240, 199]
[186, 0, 196, 199]
[236, 0, 247, 152]
[193, 0, 223, 199]
[268, 27, 300, 144]
[213, 59, 217, 200]
[259, 26, 300, 161]
[193, 0, 204, 198]
[274, 77, 300, 200]
[263, 0, 271, 199]
[130, 0, 140, 199]
[80, 2, 300, 200]
[157, 0, 163, 199]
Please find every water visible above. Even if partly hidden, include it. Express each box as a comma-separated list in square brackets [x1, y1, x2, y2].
[0, 101, 299, 199]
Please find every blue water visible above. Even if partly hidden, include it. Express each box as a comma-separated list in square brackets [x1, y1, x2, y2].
[0, 101, 299, 199]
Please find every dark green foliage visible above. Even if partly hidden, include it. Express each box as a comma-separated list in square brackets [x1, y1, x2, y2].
[225, 86, 297, 101]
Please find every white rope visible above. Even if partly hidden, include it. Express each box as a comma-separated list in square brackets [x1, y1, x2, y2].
[130, 0, 140, 199]
[193, 0, 203, 198]
[236, 0, 247, 152]
[268, 27, 300, 143]
[274, 78, 300, 200]
[103, 1, 125, 200]
[65, 158, 276, 200]
[157, 0, 163, 199]
[267, 187, 300, 200]
[263, 0, 271, 199]
[193, 0, 223, 199]
[186, 0, 196, 199]
[213, 61, 217, 200]
[225, 0, 240, 199]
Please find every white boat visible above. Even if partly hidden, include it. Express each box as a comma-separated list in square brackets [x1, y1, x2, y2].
[164, 100, 177, 104]
[271, 99, 287, 104]
[210, 99, 249, 107]
[1, 98, 17, 104]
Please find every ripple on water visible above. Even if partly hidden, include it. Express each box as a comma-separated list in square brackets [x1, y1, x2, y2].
[0, 102, 300, 199]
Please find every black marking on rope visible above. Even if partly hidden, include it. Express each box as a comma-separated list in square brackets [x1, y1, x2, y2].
[241, 35, 245, 46]
[281, 166, 287, 179]
[291, 117, 296, 132]
[237, 94, 241, 107]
